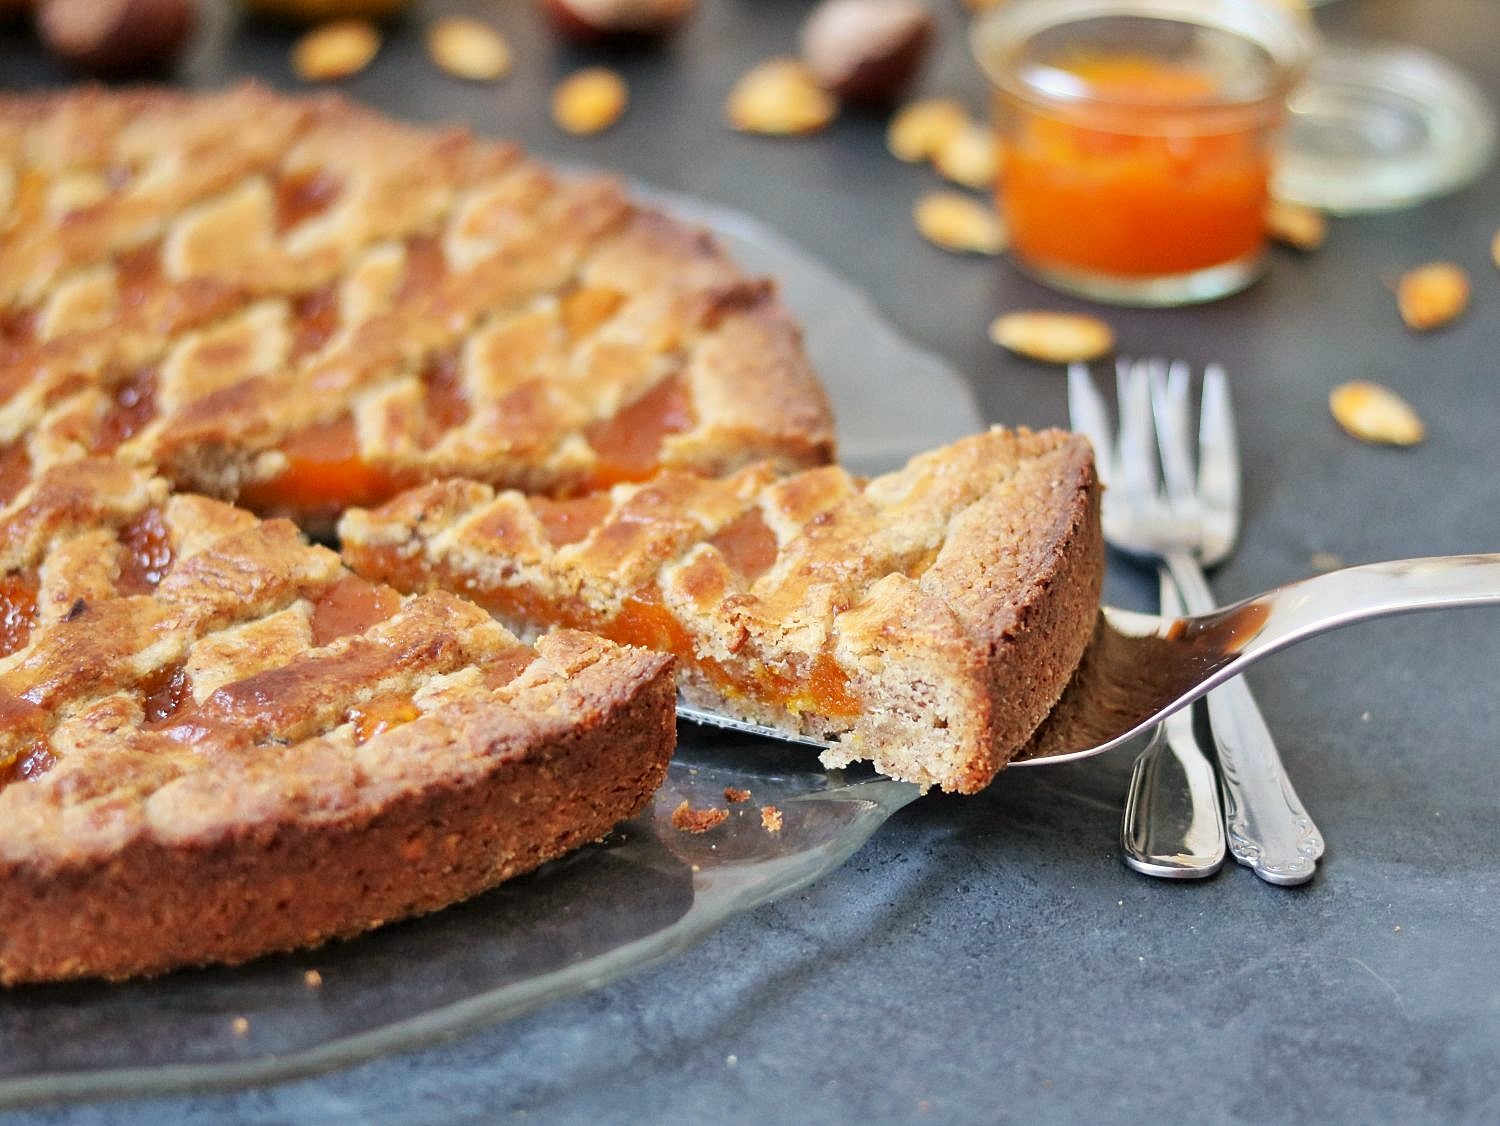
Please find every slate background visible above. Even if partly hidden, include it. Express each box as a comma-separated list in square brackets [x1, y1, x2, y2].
[2, 0, 1498, 1121]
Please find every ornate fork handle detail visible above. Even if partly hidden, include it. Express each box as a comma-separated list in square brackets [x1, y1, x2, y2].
[1164, 550, 1322, 885]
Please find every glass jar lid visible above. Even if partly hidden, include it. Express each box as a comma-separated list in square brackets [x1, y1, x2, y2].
[1274, 43, 1497, 213]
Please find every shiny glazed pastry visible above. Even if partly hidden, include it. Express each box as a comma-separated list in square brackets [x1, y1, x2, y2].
[0, 84, 834, 534]
[341, 428, 1103, 793]
[0, 461, 676, 984]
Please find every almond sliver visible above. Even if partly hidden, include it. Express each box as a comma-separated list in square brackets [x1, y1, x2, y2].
[988, 311, 1114, 363]
[1329, 381, 1426, 446]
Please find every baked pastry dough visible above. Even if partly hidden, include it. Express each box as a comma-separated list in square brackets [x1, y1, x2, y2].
[342, 428, 1102, 793]
[0, 461, 675, 984]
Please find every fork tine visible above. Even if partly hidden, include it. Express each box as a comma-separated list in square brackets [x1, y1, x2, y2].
[1067, 363, 1114, 486]
[1150, 359, 1197, 508]
[1197, 363, 1241, 552]
[1117, 358, 1159, 511]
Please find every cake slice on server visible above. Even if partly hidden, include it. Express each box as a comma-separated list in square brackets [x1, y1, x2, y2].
[0, 461, 676, 985]
[340, 428, 1103, 794]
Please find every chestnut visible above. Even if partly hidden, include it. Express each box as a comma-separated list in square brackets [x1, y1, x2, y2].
[540, 0, 697, 46]
[799, 0, 933, 108]
[38, 0, 197, 77]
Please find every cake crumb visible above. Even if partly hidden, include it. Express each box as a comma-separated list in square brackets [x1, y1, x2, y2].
[760, 804, 784, 833]
[671, 799, 728, 834]
[724, 787, 752, 804]
[304, 969, 323, 989]
[231, 1016, 250, 1037]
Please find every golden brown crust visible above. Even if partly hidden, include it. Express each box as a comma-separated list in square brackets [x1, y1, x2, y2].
[0, 83, 834, 524]
[0, 460, 676, 984]
[0, 649, 675, 984]
[341, 428, 1103, 793]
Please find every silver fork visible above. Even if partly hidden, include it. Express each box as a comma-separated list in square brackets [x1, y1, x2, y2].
[1069, 358, 1325, 886]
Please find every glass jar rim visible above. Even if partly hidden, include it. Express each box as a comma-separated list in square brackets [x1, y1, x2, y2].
[971, 0, 1319, 112]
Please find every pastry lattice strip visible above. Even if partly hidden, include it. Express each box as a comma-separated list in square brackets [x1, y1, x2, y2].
[0, 86, 832, 526]
[0, 459, 675, 983]
[341, 428, 1103, 793]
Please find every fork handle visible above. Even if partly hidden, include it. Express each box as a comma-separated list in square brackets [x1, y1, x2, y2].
[1164, 550, 1325, 886]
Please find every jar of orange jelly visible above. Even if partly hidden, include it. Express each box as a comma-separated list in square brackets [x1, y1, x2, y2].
[972, 0, 1315, 306]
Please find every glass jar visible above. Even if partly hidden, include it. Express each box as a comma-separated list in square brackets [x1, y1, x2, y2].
[972, 0, 1316, 306]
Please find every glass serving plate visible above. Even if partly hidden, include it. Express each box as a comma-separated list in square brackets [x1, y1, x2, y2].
[0, 193, 985, 1108]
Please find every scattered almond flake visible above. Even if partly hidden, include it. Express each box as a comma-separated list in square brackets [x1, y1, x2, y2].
[303, 968, 323, 988]
[1394, 925, 1403, 933]
[988, 311, 1114, 364]
[933, 123, 999, 190]
[1329, 381, 1426, 446]
[1310, 551, 1344, 572]
[427, 18, 511, 82]
[671, 799, 729, 834]
[962, 0, 1005, 10]
[553, 68, 629, 135]
[1396, 262, 1469, 331]
[1492, 229, 1499, 270]
[292, 19, 381, 82]
[1266, 199, 1325, 251]
[727, 58, 837, 136]
[760, 804, 784, 833]
[887, 97, 969, 163]
[724, 786, 751, 804]
[914, 191, 1005, 255]
[231, 1016, 250, 1037]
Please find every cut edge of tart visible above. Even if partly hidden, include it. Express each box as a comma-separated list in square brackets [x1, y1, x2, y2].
[339, 427, 1104, 794]
[0, 460, 676, 985]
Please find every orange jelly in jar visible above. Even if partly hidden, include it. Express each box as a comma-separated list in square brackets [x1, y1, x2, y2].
[973, 0, 1314, 306]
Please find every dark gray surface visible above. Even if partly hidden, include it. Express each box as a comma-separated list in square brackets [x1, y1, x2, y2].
[3, 0, 1499, 1121]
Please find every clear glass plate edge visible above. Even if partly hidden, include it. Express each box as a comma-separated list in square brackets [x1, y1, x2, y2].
[0, 186, 975, 1108]
[1, 774, 920, 1109]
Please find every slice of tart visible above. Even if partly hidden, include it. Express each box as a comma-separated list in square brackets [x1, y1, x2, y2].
[341, 428, 1103, 794]
[0, 85, 834, 532]
[0, 460, 676, 984]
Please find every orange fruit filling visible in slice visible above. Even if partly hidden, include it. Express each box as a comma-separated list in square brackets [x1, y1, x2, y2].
[309, 574, 403, 646]
[241, 417, 398, 512]
[585, 374, 695, 487]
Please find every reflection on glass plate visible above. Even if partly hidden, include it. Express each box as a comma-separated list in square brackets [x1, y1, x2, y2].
[0, 195, 983, 1107]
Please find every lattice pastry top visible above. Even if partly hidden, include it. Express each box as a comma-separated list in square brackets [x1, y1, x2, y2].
[0, 457, 676, 983]
[0, 84, 835, 530]
[341, 428, 1104, 793]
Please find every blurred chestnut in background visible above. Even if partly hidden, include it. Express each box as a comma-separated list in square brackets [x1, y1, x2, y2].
[541, 0, 697, 46]
[800, 0, 933, 108]
[39, 0, 197, 76]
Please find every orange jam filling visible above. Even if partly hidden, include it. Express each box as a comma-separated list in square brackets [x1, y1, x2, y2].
[0, 571, 40, 658]
[419, 347, 470, 446]
[397, 234, 448, 303]
[141, 662, 193, 725]
[310, 574, 403, 647]
[0, 442, 31, 507]
[241, 417, 398, 512]
[800, 651, 862, 718]
[608, 583, 693, 657]
[561, 285, 625, 340]
[0, 739, 54, 786]
[530, 493, 613, 547]
[93, 367, 158, 453]
[0, 689, 50, 786]
[481, 646, 539, 690]
[290, 283, 341, 360]
[708, 508, 778, 583]
[585, 374, 695, 487]
[115, 507, 174, 595]
[275, 168, 343, 233]
[116, 241, 162, 308]
[345, 695, 421, 745]
[1000, 56, 1271, 277]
